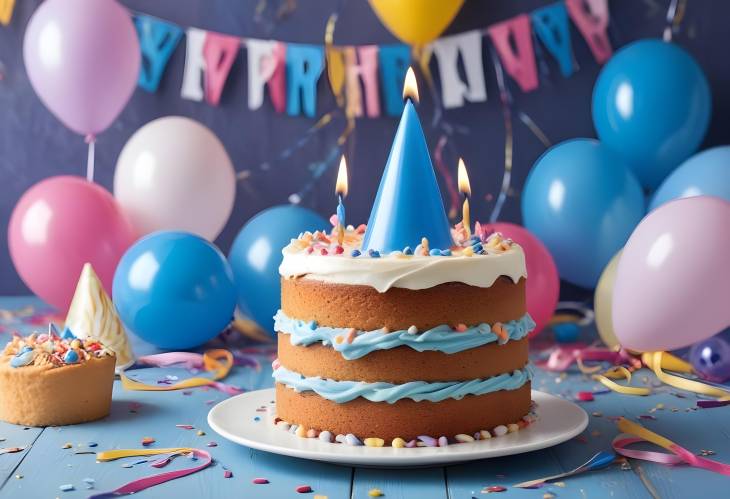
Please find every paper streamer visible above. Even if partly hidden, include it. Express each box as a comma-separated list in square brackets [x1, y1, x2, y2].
[432, 31, 488, 109]
[513, 451, 616, 488]
[0, 0, 15, 26]
[592, 366, 651, 396]
[531, 3, 575, 77]
[134, 15, 183, 92]
[488, 14, 538, 92]
[614, 417, 730, 476]
[345, 45, 381, 118]
[91, 448, 212, 498]
[378, 44, 411, 116]
[121, 349, 242, 394]
[650, 351, 730, 401]
[565, 0, 612, 64]
[203, 32, 241, 106]
[286, 43, 324, 117]
[180, 27, 206, 101]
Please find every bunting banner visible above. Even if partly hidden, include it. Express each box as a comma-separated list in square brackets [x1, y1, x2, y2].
[3, 0, 611, 118]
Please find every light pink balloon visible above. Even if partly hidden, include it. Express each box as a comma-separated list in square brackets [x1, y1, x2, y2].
[8, 176, 137, 312]
[481, 222, 560, 337]
[23, 0, 140, 136]
[612, 196, 730, 352]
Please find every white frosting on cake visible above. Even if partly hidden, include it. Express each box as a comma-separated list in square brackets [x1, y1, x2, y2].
[280, 246, 526, 292]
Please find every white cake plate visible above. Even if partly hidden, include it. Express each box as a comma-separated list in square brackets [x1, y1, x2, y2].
[208, 389, 588, 467]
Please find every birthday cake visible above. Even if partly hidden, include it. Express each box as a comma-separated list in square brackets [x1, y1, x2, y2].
[0, 327, 116, 426]
[272, 72, 535, 447]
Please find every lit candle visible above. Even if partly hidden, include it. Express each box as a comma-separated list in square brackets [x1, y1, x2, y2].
[335, 155, 348, 245]
[457, 158, 471, 238]
[402, 66, 419, 103]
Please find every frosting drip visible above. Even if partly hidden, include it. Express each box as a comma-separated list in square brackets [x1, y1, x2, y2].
[272, 366, 532, 404]
[275, 310, 535, 360]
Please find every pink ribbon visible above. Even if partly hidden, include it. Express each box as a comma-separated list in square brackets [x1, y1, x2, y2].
[134, 352, 244, 395]
[535, 344, 637, 372]
[89, 449, 212, 498]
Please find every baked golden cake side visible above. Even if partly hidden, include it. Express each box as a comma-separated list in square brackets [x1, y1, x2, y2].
[273, 227, 536, 446]
[0, 330, 116, 427]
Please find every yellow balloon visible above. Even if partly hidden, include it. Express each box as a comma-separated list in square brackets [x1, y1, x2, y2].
[594, 251, 622, 349]
[368, 0, 465, 46]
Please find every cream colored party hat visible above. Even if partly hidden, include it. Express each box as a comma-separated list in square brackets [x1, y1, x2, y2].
[65, 263, 134, 372]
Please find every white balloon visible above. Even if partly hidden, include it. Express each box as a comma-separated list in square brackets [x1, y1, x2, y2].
[114, 116, 236, 241]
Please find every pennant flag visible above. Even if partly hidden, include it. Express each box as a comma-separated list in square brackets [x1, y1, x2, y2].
[0, 0, 15, 26]
[532, 3, 575, 77]
[203, 32, 241, 106]
[432, 30, 487, 109]
[286, 44, 324, 117]
[134, 15, 183, 93]
[247, 39, 287, 113]
[378, 45, 411, 117]
[345, 45, 381, 118]
[488, 14, 539, 92]
[326, 46, 346, 105]
[181, 28, 207, 101]
[565, 0, 612, 64]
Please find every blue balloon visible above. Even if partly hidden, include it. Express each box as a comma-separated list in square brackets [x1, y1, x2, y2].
[229, 205, 327, 333]
[592, 39, 711, 189]
[113, 231, 237, 349]
[650, 146, 730, 211]
[521, 139, 645, 289]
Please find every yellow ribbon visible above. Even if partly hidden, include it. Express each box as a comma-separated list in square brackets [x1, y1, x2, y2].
[592, 366, 651, 396]
[120, 349, 234, 392]
[651, 352, 730, 401]
[616, 418, 676, 450]
[96, 447, 194, 462]
[642, 351, 693, 373]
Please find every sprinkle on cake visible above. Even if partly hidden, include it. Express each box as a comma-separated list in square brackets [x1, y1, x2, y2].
[4, 325, 112, 369]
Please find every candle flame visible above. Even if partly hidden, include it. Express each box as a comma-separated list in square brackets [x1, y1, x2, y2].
[402, 67, 419, 103]
[336, 155, 348, 196]
[457, 158, 471, 196]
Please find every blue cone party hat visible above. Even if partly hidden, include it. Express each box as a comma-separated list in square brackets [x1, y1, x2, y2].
[362, 100, 453, 253]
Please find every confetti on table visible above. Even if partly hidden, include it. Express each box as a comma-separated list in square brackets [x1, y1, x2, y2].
[141, 437, 155, 446]
[0, 447, 25, 455]
[59, 483, 75, 492]
[252, 478, 269, 484]
[296, 485, 313, 493]
[176, 424, 195, 430]
[62, 443, 72, 449]
[83, 478, 95, 489]
[223, 470, 233, 478]
[368, 488, 384, 497]
[576, 391, 594, 402]
[206, 441, 217, 447]
[482, 485, 507, 493]
[197, 430, 206, 436]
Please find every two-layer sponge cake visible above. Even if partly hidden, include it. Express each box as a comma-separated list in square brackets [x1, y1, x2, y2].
[273, 224, 535, 446]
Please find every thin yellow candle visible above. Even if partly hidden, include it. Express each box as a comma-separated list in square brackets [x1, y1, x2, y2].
[457, 158, 471, 238]
[335, 155, 348, 245]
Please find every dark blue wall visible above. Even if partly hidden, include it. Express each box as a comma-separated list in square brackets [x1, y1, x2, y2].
[1, 0, 727, 294]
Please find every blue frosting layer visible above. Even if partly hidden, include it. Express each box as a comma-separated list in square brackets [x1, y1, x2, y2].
[272, 366, 532, 404]
[274, 310, 535, 360]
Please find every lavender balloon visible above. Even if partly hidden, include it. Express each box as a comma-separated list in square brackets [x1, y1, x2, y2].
[612, 196, 730, 352]
[690, 335, 730, 382]
[23, 0, 140, 137]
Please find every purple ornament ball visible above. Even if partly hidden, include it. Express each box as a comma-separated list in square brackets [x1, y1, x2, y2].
[689, 335, 730, 382]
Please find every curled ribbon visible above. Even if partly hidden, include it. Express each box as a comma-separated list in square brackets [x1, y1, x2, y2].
[650, 351, 730, 401]
[90, 448, 212, 498]
[592, 366, 651, 396]
[614, 418, 730, 476]
[121, 349, 242, 395]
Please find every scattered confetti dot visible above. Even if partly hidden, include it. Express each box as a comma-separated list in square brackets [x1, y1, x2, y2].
[368, 488, 384, 497]
[543, 493, 555, 499]
[313, 496, 328, 499]
[62, 443, 72, 449]
[576, 391, 594, 402]
[83, 478, 95, 489]
[252, 478, 270, 484]
[87, 442, 98, 447]
[639, 415, 657, 420]
[254, 416, 261, 422]
[59, 484, 75, 492]
[197, 430, 206, 436]
[224, 470, 233, 478]
[14, 474, 22, 479]
[482, 485, 507, 493]
[176, 424, 195, 430]
[141, 437, 155, 446]
[296, 485, 313, 493]
[207, 441, 218, 447]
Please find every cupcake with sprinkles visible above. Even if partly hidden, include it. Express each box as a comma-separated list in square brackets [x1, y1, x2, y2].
[267, 69, 535, 447]
[0, 324, 115, 426]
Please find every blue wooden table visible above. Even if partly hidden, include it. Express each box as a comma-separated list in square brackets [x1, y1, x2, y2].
[0, 296, 727, 498]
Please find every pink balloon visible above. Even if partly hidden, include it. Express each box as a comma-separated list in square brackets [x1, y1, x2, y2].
[613, 196, 730, 352]
[23, 0, 140, 136]
[8, 176, 137, 312]
[481, 222, 560, 337]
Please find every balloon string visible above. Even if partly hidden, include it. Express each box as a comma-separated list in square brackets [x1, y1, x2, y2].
[85, 135, 96, 182]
